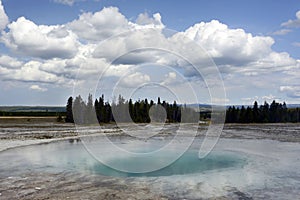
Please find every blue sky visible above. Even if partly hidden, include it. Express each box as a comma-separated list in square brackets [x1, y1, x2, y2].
[0, 0, 300, 105]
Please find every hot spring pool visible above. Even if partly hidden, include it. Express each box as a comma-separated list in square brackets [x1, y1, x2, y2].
[1, 137, 300, 199]
[0, 138, 246, 178]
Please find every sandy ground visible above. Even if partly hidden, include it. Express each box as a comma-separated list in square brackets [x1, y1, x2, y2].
[0, 118, 300, 199]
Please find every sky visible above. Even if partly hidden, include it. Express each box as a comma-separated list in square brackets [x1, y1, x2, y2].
[0, 0, 300, 106]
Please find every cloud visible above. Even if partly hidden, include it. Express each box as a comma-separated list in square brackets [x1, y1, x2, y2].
[245, 51, 297, 73]
[165, 72, 176, 79]
[0, 6, 300, 104]
[241, 96, 259, 102]
[272, 29, 292, 35]
[162, 72, 178, 85]
[280, 86, 300, 98]
[91, 26, 171, 70]
[1, 8, 298, 80]
[29, 85, 48, 92]
[92, 18, 288, 79]
[135, 13, 165, 29]
[211, 97, 230, 104]
[38, 44, 107, 79]
[0, 0, 8, 31]
[262, 94, 276, 101]
[53, 0, 101, 6]
[182, 20, 274, 66]
[0, 55, 23, 69]
[68, 7, 130, 42]
[3, 7, 294, 86]
[2, 17, 79, 59]
[171, 20, 299, 80]
[293, 42, 300, 47]
[1, 60, 61, 83]
[281, 10, 300, 28]
[54, 0, 75, 6]
[68, 7, 167, 43]
[119, 72, 151, 88]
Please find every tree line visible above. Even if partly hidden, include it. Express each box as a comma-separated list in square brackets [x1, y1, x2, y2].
[65, 95, 300, 124]
[226, 100, 300, 123]
[65, 94, 199, 124]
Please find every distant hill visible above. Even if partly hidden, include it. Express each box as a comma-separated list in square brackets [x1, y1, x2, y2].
[0, 106, 66, 112]
[287, 104, 300, 108]
[226, 104, 300, 109]
[187, 103, 300, 112]
[185, 104, 212, 112]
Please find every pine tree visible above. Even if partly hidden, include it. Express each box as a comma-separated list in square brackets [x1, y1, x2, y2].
[73, 95, 85, 124]
[129, 99, 134, 121]
[253, 101, 259, 123]
[65, 96, 74, 123]
[94, 99, 100, 123]
[85, 93, 96, 124]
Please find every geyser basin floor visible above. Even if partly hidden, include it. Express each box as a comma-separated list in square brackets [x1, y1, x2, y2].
[0, 136, 300, 199]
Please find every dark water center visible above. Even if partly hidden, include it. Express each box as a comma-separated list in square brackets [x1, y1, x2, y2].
[0, 139, 246, 178]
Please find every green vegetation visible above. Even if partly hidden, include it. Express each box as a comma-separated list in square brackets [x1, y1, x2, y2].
[226, 100, 300, 123]
[65, 97, 74, 123]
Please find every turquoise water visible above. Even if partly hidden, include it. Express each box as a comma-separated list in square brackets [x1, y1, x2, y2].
[104, 150, 245, 177]
[0, 139, 246, 178]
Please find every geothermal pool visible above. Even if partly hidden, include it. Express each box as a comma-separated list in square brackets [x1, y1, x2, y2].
[0, 134, 300, 199]
[0, 138, 246, 177]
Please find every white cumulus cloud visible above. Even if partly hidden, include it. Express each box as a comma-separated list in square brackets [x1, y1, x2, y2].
[1, 61, 61, 83]
[182, 20, 274, 66]
[68, 7, 130, 42]
[135, 13, 165, 29]
[0, 55, 23, 69]
[29, 85, 48, 92]
[0, 0, 8, 31]
[2, 17, 79, 59]
[0, 6, 299, 103]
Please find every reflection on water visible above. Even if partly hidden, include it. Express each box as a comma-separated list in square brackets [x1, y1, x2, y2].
[0, 138, 246, 178]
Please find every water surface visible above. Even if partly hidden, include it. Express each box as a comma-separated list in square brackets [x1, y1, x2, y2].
[0, 138, 246, 177]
